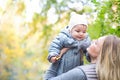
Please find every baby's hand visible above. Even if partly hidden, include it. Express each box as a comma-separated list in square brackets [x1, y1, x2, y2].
[50, 56, 60, 63]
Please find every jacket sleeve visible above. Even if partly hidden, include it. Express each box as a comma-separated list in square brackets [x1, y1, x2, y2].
[79, 34, 91, 62]
[47, 31, 65, 62]
[81, 34, 91, 51]
[48, 67, 86, 80]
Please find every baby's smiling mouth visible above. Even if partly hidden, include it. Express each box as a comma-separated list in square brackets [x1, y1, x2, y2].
[78, 36, 83, 39]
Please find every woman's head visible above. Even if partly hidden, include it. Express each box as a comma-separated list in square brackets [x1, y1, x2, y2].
[87, 36, 106, 59]
[97, 35, 120, 80]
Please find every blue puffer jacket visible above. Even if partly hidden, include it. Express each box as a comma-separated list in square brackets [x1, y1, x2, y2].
[47, 26, 91, 76]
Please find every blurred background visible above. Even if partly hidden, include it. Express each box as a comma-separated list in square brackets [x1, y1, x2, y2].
[0, 0, 119, 80]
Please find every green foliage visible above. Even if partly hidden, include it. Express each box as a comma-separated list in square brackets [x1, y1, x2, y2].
[89, 0, 120, 38]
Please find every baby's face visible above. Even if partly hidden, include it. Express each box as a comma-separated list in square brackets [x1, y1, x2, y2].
[71, 24, 87, 41]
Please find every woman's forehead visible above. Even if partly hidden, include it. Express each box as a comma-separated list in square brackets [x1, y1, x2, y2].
[98, 36, 106, 41]
[97, 36, 106, 45]
[92, 36, 106, 45]
[98, 37, 103, 42]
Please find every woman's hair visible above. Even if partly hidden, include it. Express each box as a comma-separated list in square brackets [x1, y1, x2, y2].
[96, 35, 120, 80]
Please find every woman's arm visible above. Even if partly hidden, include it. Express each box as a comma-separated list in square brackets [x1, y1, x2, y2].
[48, 67, 86, 80]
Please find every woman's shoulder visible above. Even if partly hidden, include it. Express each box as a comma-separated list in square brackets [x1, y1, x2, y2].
[79, 64, 97, 80]
[80, 63, 96, 70]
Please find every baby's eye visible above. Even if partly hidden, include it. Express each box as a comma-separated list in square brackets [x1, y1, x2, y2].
[75, 30, 80, 32]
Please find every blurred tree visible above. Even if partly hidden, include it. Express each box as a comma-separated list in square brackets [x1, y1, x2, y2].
[0, 0, 119, 80]
[40, 0, 120, 38]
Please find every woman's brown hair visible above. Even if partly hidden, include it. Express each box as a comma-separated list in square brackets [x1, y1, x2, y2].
[96, 35, 120, 80]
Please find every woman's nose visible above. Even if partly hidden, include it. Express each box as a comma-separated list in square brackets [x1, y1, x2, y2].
[91, 40, 95, 44]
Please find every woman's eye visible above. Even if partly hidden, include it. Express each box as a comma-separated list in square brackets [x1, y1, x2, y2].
[92, 40, 97, 45]
[95, 42, 97, 44]
[95, 40, 98, 45]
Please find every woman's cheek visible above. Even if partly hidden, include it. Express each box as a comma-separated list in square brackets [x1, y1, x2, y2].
[87, 45, 96, 53]
[87, 46, 93, 54]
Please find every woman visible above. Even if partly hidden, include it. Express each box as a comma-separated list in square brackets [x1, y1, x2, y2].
[45, 35, 120, 80]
